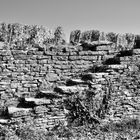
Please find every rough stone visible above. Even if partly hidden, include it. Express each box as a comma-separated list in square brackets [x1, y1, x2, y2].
[25, 97, 51, 105]
[54, 86, 87, 94]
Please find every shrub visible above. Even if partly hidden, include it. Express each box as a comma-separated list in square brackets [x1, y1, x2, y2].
[91, 30, 100, 41]
[63, 92, 100, 127]
[80, 30, 100, 42]
[101, 118, 140, 133]
[0, 22, 8, 42]
[69, 30, 81, 45]
[16, 124, 48, 140]
[106, 32, 117, 43]
[54, 26, 66, 45]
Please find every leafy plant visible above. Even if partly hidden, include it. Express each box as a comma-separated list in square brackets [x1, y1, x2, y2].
[106, 32, 117, 43]
[80, 30, 92, 42]
[54, 26, 66, 45]
[16, 124, 48, 140]
[69, 30, 81, 45]
[63, 91, 100, 127]
[91, 30, 100, 41]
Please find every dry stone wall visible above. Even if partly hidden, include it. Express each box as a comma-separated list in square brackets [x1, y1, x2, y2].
[0, 24, 140, 131]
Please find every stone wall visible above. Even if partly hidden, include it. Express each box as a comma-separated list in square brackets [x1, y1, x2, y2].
[0, 24, 140, 131]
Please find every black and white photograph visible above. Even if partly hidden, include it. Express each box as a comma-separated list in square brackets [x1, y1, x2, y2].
[0, 0, 140, 139]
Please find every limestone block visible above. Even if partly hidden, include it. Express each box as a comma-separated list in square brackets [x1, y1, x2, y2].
[0, 119, 9, 124]
[69, 51, 78, 55]
[37, 55, 51, 60]
[8, 106, 31, 117]
[54, 86, 87, 94]
[38, 59, 48, 64]
[23, 83, 37, 88]
[133, 49, 140, 54]
[108, 64, 127, 69]
[56, 51, 69, 56]
[68, 55, 80, 61]
[5, 98, 19, 107]
[80, 55, 97, 61]
[96, 45, 114, 51]
[25, 97, 51, 105]
[82, 72, 109, 80]
[0, 42, 5, 50]
[52, 56, 68, 61]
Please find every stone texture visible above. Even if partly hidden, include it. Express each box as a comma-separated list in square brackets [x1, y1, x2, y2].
[0, 25, 140, 133]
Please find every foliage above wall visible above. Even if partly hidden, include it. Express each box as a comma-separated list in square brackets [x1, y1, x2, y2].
[0, 23, 66, 49]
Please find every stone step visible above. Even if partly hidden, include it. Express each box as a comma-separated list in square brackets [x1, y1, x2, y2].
[81, 72, 109, 81]
[8, 106, 31, 117]
[34, 106, 50, 114]
[108, 64, 127, 69]
[66, 79, 102, 90]
[25, 98, 51, 105]
[66, 79, 88, 86]
[37, 90, 62, 98]
[0, 119, 9, 124]
[133, 49, 140, 54]
[54, 86, 87, 95]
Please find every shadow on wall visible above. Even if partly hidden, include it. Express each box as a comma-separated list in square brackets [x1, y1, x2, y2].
[103, 57, 120, 65]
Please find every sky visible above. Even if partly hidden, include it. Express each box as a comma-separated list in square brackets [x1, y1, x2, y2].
[0, 0, 140, 41]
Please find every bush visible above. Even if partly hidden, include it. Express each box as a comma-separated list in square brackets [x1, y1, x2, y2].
[63, 91, 101, 127]
[54, 26, 66, 45]
[106, 32, 117, 43]
[69, 30, 81, 45]
[0, 22, 56, 49]
[80, 30, 100, 43]
[80, 31, 92, 42]
[16, 124, 48, 140]
[91, 30, 100, 41]
[126, 33, 135, 44]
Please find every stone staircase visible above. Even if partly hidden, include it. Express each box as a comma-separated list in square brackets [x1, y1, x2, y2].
[0, 90, 67, 130]
[52, 48, 140, 124]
